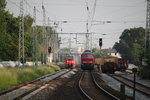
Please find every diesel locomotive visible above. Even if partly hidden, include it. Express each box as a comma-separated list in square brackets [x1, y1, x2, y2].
[81, 50, 95, 70]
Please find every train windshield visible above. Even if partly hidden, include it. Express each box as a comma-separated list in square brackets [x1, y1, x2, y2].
[87, 55, 94, 58]
[67, 56, 73, 61]
[82, 55, 93, 59]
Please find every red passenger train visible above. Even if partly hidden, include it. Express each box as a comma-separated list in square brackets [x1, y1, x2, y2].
[81, 50, 95, 70]
[65, 55, 76, 69]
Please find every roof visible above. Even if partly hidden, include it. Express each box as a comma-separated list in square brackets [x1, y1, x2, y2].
[101, 48, 117, 54]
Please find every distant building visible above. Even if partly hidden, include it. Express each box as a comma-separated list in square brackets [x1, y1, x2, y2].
[101, 48, 122, 58]
[71, 47, 84, 54]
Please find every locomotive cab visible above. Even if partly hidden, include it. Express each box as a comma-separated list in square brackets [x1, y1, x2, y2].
[81, 52, 95, 70]
[65, 55, 76, 69]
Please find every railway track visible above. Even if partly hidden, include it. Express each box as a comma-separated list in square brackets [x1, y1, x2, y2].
[78, 71, 120, 100]
[0, 69, 71, 100]
[109, 74, 150, 96]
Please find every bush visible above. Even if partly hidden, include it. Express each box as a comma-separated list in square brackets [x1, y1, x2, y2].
[138, 52, 150, 79]
[56, 62, 65, 69]
[138, 66, 150, 79]
[48, 63, 60, 71]
[36, 66, 55, 75]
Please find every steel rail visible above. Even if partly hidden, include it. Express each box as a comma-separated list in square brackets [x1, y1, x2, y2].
[109, 74, 150, 96]
[114, 74, 150, 90]
[0, 69, 71, 100]
[14, 69, 72, 100]
[78, 71, 93, 100]
[91, 72, 120, 100]
[0, 70, 64, 96]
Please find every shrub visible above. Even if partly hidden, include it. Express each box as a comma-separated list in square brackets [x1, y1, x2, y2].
[138, 52, 150, 79]
[56, 62, 65, 69]
[48, 63, 60, 71]
[138, 66, 150, 79]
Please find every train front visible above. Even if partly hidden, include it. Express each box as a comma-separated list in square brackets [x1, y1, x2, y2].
[65, 55, 76, 69]
[81, 52, 95, 70]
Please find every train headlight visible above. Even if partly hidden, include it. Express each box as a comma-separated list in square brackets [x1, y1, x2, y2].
[88, 61, 92, 63]
[83, 61, 87, 63]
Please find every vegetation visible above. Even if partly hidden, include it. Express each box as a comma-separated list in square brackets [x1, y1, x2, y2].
[56, 62, 65, 69]
[47, 63, 60, 71]
[0, 0, 58, 61]
[113, 27, 145, 64]
[138, 66, 150, 79]
[0, 0, 34, 61]
[92, 48, 110, 58]
[138, 53, 150, 79]
[113, 27, 150, 79]
[0, 63, 60, 90]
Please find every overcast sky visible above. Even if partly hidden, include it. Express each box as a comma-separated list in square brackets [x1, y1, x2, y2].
[6, 0, 146, 49]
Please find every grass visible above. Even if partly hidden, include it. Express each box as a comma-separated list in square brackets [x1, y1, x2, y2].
[0, 68, 18, 89]
[56, 62, 65, 69]
[47, 63, 60, 71]
[0, 63, 60, 90]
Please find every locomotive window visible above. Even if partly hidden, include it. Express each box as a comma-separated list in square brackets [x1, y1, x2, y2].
[82, 55, 87, 59]
[87, 55, 93, 58]
[67, 56, 73, 61]
[82, 55, 93, 59]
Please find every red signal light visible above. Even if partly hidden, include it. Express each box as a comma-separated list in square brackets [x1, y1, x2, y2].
[99, 38, 102, 47]
[48, 47, 51, 53]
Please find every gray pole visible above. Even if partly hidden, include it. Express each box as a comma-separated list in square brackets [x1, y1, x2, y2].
[145, 0, 150, 56]
[33, 6, 37, 66]
[86, 22, 89, 50]
[132, 68, 137, 100]
[42, 5, 46, 64]
[19, 0, 25, 67]
[91, 33, 93, 50]
[86, 1, 89, 50]
[69, 38, 71, 53]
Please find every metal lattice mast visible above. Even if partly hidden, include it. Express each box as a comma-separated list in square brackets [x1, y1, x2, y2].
[47, 17, 51, 47]
[86, 22, 89, 50]
[85, 0, 91, 50]
[32, 6, 37, 66]
[42, 5, 46, 64]
[19, 0, 25, 66]
[145, 0, 150, 55]
[90, 33, 93, 50]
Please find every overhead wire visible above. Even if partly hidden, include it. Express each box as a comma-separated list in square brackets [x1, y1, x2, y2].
[88, 0, 97, 31]
[8, 0, 144, 25]
[7, 0, 20, 8]
[8, 0, 144, 7]
[24, 0, 30, 15]
[7, 0, 145, 21]
[97, 0, 145, 20]
[25, 0, 41, 13]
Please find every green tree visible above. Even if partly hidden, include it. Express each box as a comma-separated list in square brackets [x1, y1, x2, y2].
[23, 15, 34, 60]
[0, 12, 35, 61]
[0, 1, 57, 61]
[0, 0, 7, 34]
[131, 43, 144, 62]
[0, 0, 6, 10]
[0, 10, 19, 61]
[92, 48, 109, 58]
[113, 27, 145, 63]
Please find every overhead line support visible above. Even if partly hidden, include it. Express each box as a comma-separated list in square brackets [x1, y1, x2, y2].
[19, 0, 25, 67]
[145, 0, 150, 56]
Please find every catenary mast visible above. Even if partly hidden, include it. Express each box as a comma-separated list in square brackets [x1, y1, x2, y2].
[145, 0, 150, 56]
[19, 0, 25, 66]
